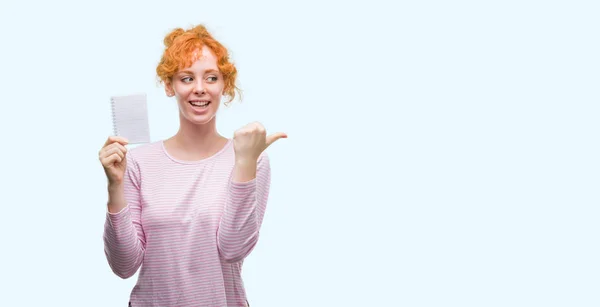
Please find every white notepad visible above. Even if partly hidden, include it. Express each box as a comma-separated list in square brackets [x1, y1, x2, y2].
[110, 93, 151, 144]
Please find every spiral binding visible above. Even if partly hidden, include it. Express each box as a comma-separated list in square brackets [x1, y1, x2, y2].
[110, 96, 119, 136]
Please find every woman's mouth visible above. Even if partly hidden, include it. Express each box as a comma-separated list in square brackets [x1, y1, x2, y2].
[189, 100, 210, 108]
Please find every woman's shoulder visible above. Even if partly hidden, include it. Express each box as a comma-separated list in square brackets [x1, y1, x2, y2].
[126, 140, 165, 163]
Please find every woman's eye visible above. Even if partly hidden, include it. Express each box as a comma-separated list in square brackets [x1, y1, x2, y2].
[207, 76, 218, 82]
[182, 77, 193, 82]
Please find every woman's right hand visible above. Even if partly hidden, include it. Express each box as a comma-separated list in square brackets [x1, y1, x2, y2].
[99, 136, 129, 185]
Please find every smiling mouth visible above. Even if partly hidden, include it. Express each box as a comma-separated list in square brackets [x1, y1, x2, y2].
[189, 100, 211, 108]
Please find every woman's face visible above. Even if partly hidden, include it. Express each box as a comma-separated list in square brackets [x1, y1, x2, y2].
[166, 45, 225, 125]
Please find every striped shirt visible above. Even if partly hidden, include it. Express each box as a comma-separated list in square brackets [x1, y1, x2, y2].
[103, 139, 270, 306]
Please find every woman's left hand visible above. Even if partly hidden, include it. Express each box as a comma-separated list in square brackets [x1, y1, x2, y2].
[233, 122, 287, 163]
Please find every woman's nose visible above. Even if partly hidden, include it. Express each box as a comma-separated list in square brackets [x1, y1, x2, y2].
[194, 82, 206, 94]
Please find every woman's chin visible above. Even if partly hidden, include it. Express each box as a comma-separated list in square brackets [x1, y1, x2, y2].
[184, 112, 216, 125]
[178, 102, 219, 125]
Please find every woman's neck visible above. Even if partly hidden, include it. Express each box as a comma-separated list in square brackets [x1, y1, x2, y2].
[165, 117, 229, 161]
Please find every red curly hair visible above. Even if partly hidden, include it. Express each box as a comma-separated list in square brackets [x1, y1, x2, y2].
[156, 24, 241, 104]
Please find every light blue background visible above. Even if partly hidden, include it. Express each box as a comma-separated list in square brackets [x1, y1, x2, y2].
[0, 0, 598, 306]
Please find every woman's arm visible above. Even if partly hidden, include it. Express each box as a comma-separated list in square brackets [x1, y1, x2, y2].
[103, 153, 146, 278]
[217, 153, 271, 263]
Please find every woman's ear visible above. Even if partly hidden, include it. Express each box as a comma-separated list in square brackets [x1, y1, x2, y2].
[165, 81, 175, 97]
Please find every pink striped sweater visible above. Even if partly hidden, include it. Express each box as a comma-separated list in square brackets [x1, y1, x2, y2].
[103, 139, 270, 307]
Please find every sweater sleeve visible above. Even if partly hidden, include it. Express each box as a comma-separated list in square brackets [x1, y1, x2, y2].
[217, 153, 271, 263]
[103, 153, 146, 279]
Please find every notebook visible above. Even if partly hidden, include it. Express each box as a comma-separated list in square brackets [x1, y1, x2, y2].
[110, 93, 151, 144]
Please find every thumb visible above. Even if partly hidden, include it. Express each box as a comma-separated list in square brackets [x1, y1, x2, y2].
[265, 132, 288, 148]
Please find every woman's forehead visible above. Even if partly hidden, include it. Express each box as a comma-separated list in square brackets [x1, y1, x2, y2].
[175, 47, 219, 74]
[191, 46, 217, 63]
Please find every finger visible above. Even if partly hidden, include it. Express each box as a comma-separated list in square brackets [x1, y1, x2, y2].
[101, 153, 123, 166]
[113, 142, 128, 156]
[104, 136, 129, 147]
[110, 153, 123, 164]
[100, 142, 127, 159]
[265, 132, 288, 147]
[100, 139, 128, 155]
[106, 146, 125, 161]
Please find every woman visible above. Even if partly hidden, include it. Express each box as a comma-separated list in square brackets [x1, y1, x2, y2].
[98, 24, 286, 307]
